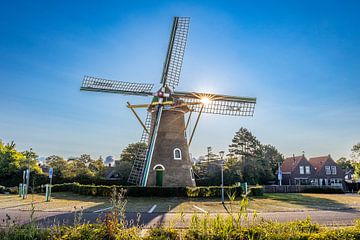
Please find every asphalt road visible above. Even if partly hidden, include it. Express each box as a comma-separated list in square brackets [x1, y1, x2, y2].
[0, 208, 359, 228]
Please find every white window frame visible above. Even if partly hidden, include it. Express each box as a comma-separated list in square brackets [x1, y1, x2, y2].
[153, 164, 165, 171]
[299, 166, 304, 174]
[305, 166, 310, 174]
[331, 166, 337, 175]
[325, 166, 331, 175]
[173, 148, 182, 160]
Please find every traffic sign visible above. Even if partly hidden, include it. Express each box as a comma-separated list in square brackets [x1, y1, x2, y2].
[49, 167, 53, 179]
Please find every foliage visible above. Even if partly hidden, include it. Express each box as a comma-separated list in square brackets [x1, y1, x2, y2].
[227, 128, 283, 185]
[351, 142, 360, 162]
[120, 142, 147, 163]
[0, 140, 44, 187]
[249, 186, 264, 196]
[302, 187, 345, 194]
[50, 182, 243, 198]
[336, 157, 354, 171]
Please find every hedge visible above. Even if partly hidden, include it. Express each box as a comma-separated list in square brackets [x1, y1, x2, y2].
[50, 182, 243, 198]
[302, 187, 344, 194]
[249, 186, 264, 196]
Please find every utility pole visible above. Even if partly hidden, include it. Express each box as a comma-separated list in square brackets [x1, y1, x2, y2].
[219, 151, 225, 204]
[25, 147, 32, 198]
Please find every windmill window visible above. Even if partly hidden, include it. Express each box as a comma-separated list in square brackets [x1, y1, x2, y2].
[173, 148, 182, 160]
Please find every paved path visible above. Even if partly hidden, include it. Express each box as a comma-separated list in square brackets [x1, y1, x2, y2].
[0, 208, 358, 228]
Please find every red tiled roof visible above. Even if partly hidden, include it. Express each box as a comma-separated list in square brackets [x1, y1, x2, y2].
[309, 155, 330, 171]
[281, 155, 306, 172]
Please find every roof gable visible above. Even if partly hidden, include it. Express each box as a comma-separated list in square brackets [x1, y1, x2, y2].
[309, 155, 331, 171]
[281, 155, 308, 172]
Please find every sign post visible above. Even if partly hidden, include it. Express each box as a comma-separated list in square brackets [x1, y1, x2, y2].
[22, 170, 26, 199]
[46, 167, 53, 202]
[278, 163, 282, 186]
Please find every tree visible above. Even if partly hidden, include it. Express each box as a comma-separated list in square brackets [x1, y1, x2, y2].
[0, 140, 43, 186]
[336, 157, 353, 171]
[351, 143, 360, 162]
[89, 158, 106, 178]
[45, 155, 69, 178]
[228, 128, 283, 184]
[120, 142, 147, 163]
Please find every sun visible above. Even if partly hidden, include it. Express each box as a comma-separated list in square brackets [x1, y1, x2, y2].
[200, 97, 211, 105]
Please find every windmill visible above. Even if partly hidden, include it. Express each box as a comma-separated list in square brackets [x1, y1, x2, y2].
[80, 17, 256, 187]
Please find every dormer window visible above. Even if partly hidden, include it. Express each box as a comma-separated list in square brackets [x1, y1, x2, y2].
[305, 166, 310, 174]
[325, 166, 331, 175]
[174, 148, 182, 160]
[299, 166, 304, 174]
[331, 166, 337, 175]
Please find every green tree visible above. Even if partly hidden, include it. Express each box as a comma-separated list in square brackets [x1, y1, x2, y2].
[228, 128, 283, 184]
[351, 143, 360, 180]
[120, 142, 147, 163]
[336, 157, 353, 171]
[89, 157, 106, 178]
[45, 155, 69, 179]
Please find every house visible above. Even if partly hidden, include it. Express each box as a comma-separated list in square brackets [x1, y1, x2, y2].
[309, 155, 344, 188]
[281, 155, 316, 185]
[281, 154, 345, 189]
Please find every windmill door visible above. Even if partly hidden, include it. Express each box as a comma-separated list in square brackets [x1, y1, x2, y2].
[155, 170, 164, 187]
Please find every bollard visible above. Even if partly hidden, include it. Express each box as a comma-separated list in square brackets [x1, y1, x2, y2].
[45, 184, 52, 202]
[19, 183, 23, 197]
[22, 184, 27, 199]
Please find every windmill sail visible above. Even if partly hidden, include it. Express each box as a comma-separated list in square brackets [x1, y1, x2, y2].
[81, 76, 154, 96]
[173, 91, 256, 116]
[160, 17, 190, 89]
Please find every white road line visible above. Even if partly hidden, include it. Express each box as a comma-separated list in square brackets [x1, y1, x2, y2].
[148, 204, 157, 213]
[193, 205, 208, 213]
[93, 206, 113, 213]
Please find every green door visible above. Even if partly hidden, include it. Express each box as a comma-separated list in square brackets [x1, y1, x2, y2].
[155, 170, 164, 187]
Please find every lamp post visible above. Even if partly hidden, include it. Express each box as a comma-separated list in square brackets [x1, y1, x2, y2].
[219, 151, 225, 204]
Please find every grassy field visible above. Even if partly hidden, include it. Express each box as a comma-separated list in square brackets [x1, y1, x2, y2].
[0, 192, 359, 214]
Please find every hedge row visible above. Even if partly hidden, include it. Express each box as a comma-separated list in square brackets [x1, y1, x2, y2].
[302, 187, 344, 194]
[51, 182, 243, 198]
[249, 186, 264, 196]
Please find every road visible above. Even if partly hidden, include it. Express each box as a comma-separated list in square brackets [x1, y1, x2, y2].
[0, 208, 358, 228]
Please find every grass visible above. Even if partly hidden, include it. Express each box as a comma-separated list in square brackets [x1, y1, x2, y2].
[0, 192, 359, 214]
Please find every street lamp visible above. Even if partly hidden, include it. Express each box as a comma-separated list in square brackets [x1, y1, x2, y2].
[219, 151, 225, 204]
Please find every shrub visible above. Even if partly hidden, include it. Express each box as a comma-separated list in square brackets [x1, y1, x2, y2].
[249, 186, 264, 196]
[302, 187, 344, 194]
[51, 183, 243, 198]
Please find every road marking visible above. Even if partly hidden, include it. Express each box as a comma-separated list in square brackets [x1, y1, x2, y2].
[148, 204, 157, 213]
[93, 206, 113, 213]
[193, 205, 207, 213]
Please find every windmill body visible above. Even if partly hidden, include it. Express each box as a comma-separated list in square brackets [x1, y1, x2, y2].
[80, 17, 257, 187]
[147, 106, 195, 187]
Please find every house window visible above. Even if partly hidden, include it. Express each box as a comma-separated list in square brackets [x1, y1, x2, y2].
[331, 166, 337, 175]
[325, 166, 331, 175]
[173, 148, 182, 160]
[299, 166, 304, 174]
[305, 166, 310, 174]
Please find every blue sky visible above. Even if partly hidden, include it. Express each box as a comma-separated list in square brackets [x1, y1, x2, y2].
[0, 1, 359, 160]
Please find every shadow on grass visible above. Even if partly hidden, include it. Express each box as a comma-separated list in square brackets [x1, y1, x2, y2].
[260, 193, 358, 212]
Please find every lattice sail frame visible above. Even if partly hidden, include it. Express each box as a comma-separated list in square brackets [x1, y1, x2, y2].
[173, 91, 256, 116]
[160, 17, 190, 89]
[81, 76, 154, 96]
